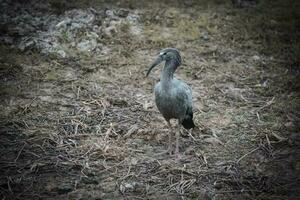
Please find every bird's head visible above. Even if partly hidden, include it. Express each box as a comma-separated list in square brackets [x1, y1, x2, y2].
[146, 48, 181, 77]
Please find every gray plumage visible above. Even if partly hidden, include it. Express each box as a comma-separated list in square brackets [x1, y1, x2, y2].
[146, 48, 195, 155]
[154, 75, 194, 129]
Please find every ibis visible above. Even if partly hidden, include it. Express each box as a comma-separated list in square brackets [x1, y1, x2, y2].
[146, 48, 195, 155]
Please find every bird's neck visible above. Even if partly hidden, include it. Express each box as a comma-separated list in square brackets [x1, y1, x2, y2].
[161, 60, 178, 91]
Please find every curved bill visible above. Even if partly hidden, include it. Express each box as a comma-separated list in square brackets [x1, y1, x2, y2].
[146, 56, 163, 77]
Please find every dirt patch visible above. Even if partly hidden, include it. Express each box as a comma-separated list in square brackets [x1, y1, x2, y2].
[0, 0, 299, 199]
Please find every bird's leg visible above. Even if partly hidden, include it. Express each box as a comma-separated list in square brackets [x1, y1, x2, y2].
[167, 121, 173, 155]
[175, 122, 180, 155]
[155, 121, 173, 156]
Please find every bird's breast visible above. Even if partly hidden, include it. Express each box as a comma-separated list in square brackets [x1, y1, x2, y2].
[154, 88, 186, 120]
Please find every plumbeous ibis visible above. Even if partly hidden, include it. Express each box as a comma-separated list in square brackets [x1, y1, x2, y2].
[146, 48, 195, 155]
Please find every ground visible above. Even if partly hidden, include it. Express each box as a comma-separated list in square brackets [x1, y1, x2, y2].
[0, 0, 299, 199]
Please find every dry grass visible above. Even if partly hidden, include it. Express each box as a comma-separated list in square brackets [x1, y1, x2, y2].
[0, 0, 299, 199]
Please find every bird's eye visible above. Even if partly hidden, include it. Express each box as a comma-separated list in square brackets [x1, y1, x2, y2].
[159, 52, 167, 56]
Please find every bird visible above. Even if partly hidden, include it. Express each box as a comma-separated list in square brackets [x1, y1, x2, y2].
[146, 48, 195, 155]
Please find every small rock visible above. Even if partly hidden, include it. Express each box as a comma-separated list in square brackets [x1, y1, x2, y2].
[77, 39, 97, 52]
[201, 33, 209, 41]
[57, 49, 66, 57]
[252, 55, 260, 61]
[119, 181, 137, 193]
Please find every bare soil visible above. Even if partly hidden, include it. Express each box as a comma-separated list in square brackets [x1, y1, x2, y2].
[0, 0, 299, 199]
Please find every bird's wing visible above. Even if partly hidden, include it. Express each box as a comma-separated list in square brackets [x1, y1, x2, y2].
[174, 79, 193, 108]
[175, 80, 195, 128]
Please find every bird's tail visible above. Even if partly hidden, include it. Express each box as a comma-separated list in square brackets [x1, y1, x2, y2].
[181, 108, 195, 129]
